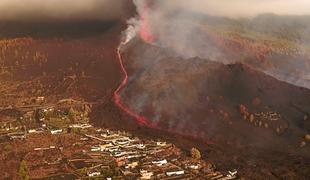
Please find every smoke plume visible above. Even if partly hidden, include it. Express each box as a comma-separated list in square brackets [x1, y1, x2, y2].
[127, 0, 310, 89]
[118, 0, 310, 132]
[158, 0, 310, 18]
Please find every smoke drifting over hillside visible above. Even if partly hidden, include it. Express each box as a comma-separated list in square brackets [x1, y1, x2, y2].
[127, 0, 310, 90]
[0, 0, 129, 22]
[159, 0, 310, 18]
[1, 0, 309, 22]
[118, 0, 310, 129]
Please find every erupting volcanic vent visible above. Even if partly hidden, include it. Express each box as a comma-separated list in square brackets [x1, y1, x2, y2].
[113, 2, 154, 127]
[139, 4, 154, 43]
[113, 0, 310, 151]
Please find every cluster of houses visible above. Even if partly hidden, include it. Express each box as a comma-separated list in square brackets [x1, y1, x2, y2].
[1, 115, 238, 179]
[240, 105, 288, 135]
[72, 129, 238, 179]
[2, 117, 238, 179]
[0, 103, 238, 179]
[251, 111, 288, 134]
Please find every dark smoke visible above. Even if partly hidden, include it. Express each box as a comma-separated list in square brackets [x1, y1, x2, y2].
[0, 0, 136, 38]
[0, 0, 131, 22]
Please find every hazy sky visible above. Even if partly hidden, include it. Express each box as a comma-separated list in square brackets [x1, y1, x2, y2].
[0, 0, 127, 21]
[0, 0, 309, 21]
[162, 0, 310, 17]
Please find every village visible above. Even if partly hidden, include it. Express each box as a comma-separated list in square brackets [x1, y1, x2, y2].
[0, 98, 238, 179]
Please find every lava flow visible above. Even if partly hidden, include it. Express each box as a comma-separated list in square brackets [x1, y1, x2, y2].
[113, 2, 155, 127]
[114, 47, 153, 127]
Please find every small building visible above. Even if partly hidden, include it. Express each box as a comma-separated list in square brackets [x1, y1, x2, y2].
[87, 172, 101, 177]
[10, 135, 26, 140]
[227, 170, 238, 179]
[156, 142, 167, 146]
[34, 146, 56, 151]
[91, 146, 101, 152]
[28, 129, 37, 133]
[136, 144, 145, 149]
[187, 164, 200, 170]
[166, 170, 185, 176]
[69, 123, 93, 129]
[100, 143, 113, 151]
[114, 151, 128, 157]
[51, 129, 63, 134]
[125, 161, 139, 169]
[80, 137, 89, 141]
[36, 96, 45, 102]
[28, 128, 44, 134]
[152, 159, 168, 166]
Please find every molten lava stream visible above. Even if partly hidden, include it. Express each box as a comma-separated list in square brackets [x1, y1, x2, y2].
[113, 2, 213, 143]
[114, 48, 214, 144]
[113, 48, 153, 127]
[113, 3, 155, 127]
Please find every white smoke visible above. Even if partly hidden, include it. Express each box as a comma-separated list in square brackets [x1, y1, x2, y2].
[122, 19, 139, 45]
[160, 0, 310, 18]
[128, 0, 310, 89]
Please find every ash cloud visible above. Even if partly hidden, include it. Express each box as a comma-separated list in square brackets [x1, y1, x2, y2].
[122, 0, 310, 130]
[129, 0, 310, 89]
[0, 0, 130, 22]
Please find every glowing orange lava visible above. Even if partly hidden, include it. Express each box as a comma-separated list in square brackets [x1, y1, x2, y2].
[139, 6, 154, 43]
[114, 47, 154, 127]
[113, 2, 214, 144]
[113, 3, 155, 126]
[114, 48, 214, 144]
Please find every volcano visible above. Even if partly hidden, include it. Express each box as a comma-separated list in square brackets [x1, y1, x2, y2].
[0, 1, 310, 179]
[106, 34, 310, 178]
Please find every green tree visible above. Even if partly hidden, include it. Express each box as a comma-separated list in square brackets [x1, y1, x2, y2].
[19, 160, 29, 180]
[191, 147, 201, 160]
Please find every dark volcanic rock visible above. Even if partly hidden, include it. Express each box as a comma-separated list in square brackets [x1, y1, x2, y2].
[119, 39, 310, 178]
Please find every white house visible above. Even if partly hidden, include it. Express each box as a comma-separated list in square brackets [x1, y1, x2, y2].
[166, 170, 185, 176]
[156, 142, 167, 146]
[28, 128, 44, 134]
[152, 159, 168, 166]
[125, 161, 138, 169]
[227, 170, 238, 179]
[69, 123, 93, 129]
[136, 144, 146, 149]
[50, 129, 62, 134]
[188, 164, 200, 170]
[88, 172, 101, 177]
[114, 151, 128, 157]
[91, 146, 101, 152]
